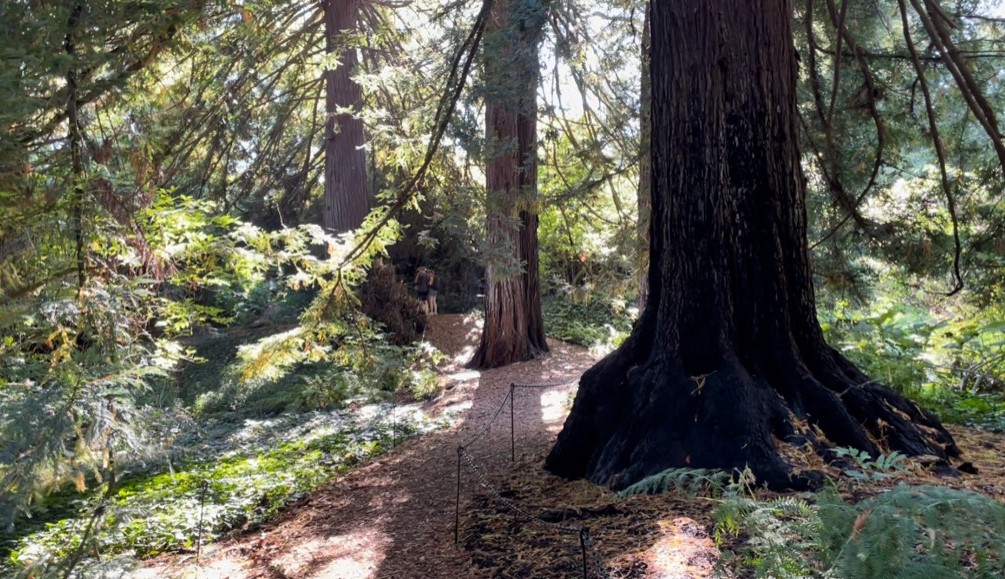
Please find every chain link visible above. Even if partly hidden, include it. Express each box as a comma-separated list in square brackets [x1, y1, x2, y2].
[456, 378, 612, 578]
[459, 389, 512, 448]
[511, 380, 577, 389]
[459, 446, 582, 534]
[460, 378, 577, 448]
[582, 530, 613, 579]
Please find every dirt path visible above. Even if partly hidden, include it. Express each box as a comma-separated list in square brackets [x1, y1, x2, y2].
[141, 314, 598, 579]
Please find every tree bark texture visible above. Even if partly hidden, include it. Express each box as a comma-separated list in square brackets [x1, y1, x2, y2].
[546, 0, 959, 490]
[322, 0, 369, 234]
[636, 3, 651, 312]
[470, 0, 549, 369]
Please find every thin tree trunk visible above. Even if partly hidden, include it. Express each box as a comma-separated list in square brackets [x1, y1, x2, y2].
[636, 3, 651, 311]
[547, 0, 959, 490]
[471, 0, 549, 369]
[65, 3, 86, 293]
[323, 0, 369, 234]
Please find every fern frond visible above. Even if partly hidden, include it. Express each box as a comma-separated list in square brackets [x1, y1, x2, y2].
[617, 467, 731, 499]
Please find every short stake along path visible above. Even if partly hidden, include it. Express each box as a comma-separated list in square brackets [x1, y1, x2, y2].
[454, 382, 611, 579]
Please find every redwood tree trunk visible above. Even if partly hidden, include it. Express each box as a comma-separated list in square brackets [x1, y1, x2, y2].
[546, 0, 959, 490]
[322, 0, 369, 233]
[470, 0, 549, 369]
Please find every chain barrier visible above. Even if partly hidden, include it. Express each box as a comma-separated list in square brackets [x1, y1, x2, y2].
[459, 387, 513, 448]
[453, 379, 611, 579]
[508, 381, 577, 462]
[458, 446, 582, 534]
[511, 380, 578, 389]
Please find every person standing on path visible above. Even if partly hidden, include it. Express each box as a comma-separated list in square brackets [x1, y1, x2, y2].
[426, 270, 438, 315]
[414, 266, 430, 312]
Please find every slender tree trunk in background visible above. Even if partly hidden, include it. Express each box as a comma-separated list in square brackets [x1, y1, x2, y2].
[546, 0, 960, 490]
[470, 0, 549, 369]
[322, 0, 369, 234]
[636, 4, 651, 312]
[65, 3, 86, 293]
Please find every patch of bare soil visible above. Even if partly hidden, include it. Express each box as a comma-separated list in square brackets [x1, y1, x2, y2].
[137, 315, 1005, 579]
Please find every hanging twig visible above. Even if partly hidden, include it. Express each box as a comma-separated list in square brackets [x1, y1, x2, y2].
[802, 0, 888, 242]
[898, 0, 964, 295]
[909, 0, 1005, 178]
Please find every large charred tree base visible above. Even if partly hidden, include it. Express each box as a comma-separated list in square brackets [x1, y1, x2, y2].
[546, 0, 961, 491]
[546, 314, 960, 490]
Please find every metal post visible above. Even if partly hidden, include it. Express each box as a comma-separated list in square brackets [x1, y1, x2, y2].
[196, 479, 209, 568]
[510, 384, 516, 462]
[579, 527, 589, 579]
[455, 446, 463, 544]
[391, 403, 396, 448]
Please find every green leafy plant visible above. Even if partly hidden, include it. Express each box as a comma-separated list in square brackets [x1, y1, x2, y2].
[831, 447, 907, 480]
[543, 294, 633, 351]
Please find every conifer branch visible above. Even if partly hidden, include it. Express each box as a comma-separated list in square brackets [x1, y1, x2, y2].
[898, 0, 964, 295]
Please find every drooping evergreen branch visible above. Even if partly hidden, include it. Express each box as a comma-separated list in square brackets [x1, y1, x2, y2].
[341, 0, 493, 266]
[898, 0, 964, 295]
[909, 0, 1005, 178]
[813, 0, 887, 239]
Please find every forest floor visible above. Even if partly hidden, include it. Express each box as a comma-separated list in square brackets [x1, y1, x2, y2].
[139, 313, 1005, 579]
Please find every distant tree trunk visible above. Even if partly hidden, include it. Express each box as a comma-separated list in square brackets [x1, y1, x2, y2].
[470, 0, 549, 369]
[64, 3, 86, 293]
[546, 0, 959, 490]
[322, 0, 369, 233]
[636, 4, 651, 311]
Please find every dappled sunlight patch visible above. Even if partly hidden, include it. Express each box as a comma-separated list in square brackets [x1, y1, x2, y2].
[452, 345, 478, 366]
[131, 551, 251, 579]
[272, 531, 390, 578]
[643, 517, 721, 578]
[540, 388, 573, 425]
[446, 369, 481, 382]
[422, 313, 485, 368]
[459, 449, 712, 579]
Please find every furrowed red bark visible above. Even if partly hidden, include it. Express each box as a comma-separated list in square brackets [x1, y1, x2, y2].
[471, 0, 549, 369]
[322, 0, 369, 234]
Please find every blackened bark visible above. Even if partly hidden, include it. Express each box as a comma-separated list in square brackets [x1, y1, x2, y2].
[322, 0, 369, 234]
[546, 0, 959, 490]
[471, 0, 549, 369]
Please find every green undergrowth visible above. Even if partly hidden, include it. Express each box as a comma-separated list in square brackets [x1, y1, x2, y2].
[4, 404, 450, 576]
[621, 468, 1005, 578]
[616, 467, 731, 498]
[715, 484, 1005, 578]
[543, 293, 634, 352]
[819, 291, 1005, 431]
[165, 332, 443, 418]
[2, 320, 450, 577]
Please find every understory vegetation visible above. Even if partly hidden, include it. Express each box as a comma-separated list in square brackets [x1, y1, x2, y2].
[6, 403, 448, 577]
[617, 464, 1005, 578]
